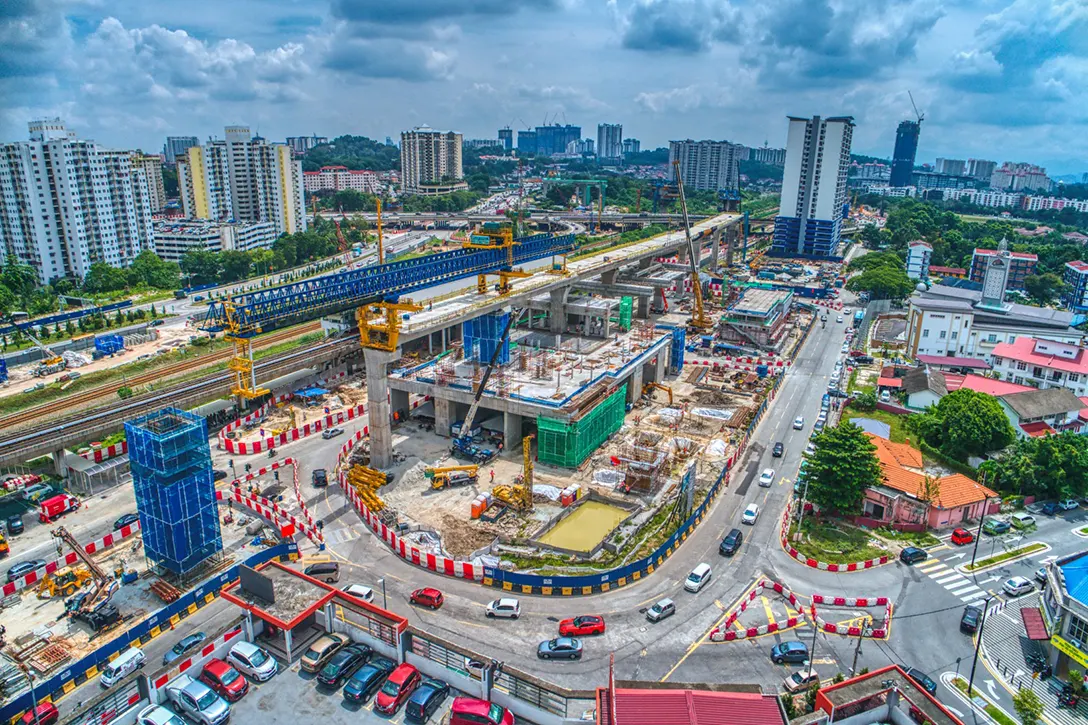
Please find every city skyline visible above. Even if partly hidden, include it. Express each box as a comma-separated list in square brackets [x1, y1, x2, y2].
[2, 0, 1086, 174]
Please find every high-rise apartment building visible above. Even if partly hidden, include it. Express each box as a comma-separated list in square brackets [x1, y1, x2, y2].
[132, 153, 166, 211]
[668, 140, 741, 194]
[622, 138, 641, 155]
[752, 145, 787, 166]
[0, 119, 155, 283]
[968, 159, 997, 184]
[935, 158, 967, 176]
[163, 135, 198, 166]
[565, 139, 595, 156]
[517, 130, 537, 155]
[990, 163, 1052, 193]
[176, 126, 306, 236]
[773, 115, 854, 258]
[285, 135, 328, 155]
[400, 126, 466, 195]
[498, 127, 513, 152]
[970, 247, 1037, 291]
[534, 124, 582, 157]
[890, 120, 920, 187]
[597, 123, 623, 161]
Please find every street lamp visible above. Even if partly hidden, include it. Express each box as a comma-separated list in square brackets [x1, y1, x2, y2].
[967, 594, 997, 698]
[377, 578, 388, 611]
[16, 663, 39, 724]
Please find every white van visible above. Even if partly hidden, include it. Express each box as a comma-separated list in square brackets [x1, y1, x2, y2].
[101, 646, 146, 688]
[684, 563, 712, 593]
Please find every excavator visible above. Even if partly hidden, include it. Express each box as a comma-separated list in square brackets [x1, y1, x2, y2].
[491, 435, 534, 511]
[642, 382, 674, 406]
[52, 526, 120, 630]
[426, 465, 479, 490]
[450, 308, 521, 464]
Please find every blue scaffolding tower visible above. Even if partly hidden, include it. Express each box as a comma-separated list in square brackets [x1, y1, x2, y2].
[463, 311, 511, 365]
[669, 327, 686, 373]
[126, 407, 222, 577]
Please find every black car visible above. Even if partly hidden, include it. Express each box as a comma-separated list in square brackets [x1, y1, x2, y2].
[113, 513, 139, 531]
[1041, 502, 1060, 516]
[899, 547, 927, 565]
[317, 643, 372, 688]
[772, 442, 784, 458]
[6, 515, 24, 535]
[960, 605, 983, 634]
[719, 528, 743, 556]
[163, 632, 207, 666]
[312, 469, 328, 488]
[903, 666, 937, 694]
[342, 656, 396, 703]
[6, 558, 46, 583]
[404, 678, 450, 722]
[212, 469, 228, 481]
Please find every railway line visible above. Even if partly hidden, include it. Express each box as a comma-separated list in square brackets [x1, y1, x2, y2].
[0, 321, 322, 433]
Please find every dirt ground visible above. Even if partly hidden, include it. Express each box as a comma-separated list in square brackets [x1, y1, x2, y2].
[0, 322, 199, 399]
[231, 378, 368, 444]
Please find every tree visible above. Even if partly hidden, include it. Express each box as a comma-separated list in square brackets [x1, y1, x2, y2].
[1012, 688, 1044, 725]
[1023, 273, 1064, 303]
[117, 386, 133, 400]
[82, 263, 128, 293]
[845, 265, 914, 300]
[218, 251, 253, 282]
[127, 250, 180, 289]
[852, 392, 877, 411]
[917, 474, 941, 504]
[907, 389, 1016, 461]
[980, 432, 1088, 499]
[180, 250, 222, 286]
[778, 693, 796, 720]
[804, 422, 884, 516]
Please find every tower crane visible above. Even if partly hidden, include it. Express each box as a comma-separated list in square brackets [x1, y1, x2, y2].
[908, 90, 925, 124]
[672, 161, 713, 330]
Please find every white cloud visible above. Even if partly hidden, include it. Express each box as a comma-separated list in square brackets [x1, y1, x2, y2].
[634, 86, 702, 113]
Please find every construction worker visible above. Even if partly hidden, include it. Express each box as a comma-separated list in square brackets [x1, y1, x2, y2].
[489, 470, 495, 483]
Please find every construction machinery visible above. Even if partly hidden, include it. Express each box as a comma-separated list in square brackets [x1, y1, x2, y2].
[10, 318, 67, 377]
[450, 308, 520, 463]
[464, 223, 531, 295]
[426, 465, 479, 489]
[642, 382, 674, 405]
[672, 160, 713, 331]
[346, 465, 390, 512]
[0, 531, 8, 557]
[491, 435, 534, 511]
[333, 219, 354, 270]
[51, 526, 118, 622]
[37, 566, 93, 599]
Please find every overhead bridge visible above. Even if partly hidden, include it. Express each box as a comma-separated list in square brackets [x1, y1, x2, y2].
[206, 232, 575, 337]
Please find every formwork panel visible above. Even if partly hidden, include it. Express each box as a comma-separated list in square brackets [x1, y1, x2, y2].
[125, 407, 223, 576]
[537, 383, 627, 467]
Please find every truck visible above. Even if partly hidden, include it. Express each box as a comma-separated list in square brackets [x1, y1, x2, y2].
[39, 493, 81, 523]
[852, 310, 865, 328]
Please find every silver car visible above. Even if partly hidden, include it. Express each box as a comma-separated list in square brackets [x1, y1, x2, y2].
[646, 598, 676, 623]
[164, 674, 230, 725]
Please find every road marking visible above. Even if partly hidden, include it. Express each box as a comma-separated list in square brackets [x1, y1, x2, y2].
[761, 596, 775, 623]
[660, 578, 760, 682]
[985, 679, 999, 699]
[934, 573, 962, 585]
[944, 552, 967, 561]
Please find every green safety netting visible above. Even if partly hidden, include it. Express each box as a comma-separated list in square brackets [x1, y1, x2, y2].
[537, 383, 627, 467]
[618, 296, 633, 331]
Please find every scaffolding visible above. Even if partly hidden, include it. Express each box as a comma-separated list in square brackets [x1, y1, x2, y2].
[463, 311, 512, 365]
[618, 296, 633, 331]
[537, 383, 627, 468]
[621, 431, 669, 494]
[670, 327, 686, 373]
[125, 407, 223, 577]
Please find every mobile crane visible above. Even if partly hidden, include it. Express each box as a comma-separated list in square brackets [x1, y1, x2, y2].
[5, 315, 67, 376]
[426, 464, 479, 489]
[450, 308, 520, 464]
[672, 160, 713, 331]
[52, 526, 120, 629]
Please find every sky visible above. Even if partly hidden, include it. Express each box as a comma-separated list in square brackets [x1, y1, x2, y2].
[2, 0, 1087, 176]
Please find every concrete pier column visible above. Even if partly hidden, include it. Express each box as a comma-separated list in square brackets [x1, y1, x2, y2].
[601, 268, 618, 286]
[639, 256, 654, 270]
[710, 228, 721, 270]
[677, 245, 689, 265]
[655, 352, 668, 382]
[636, 295, 651, 319]
[52, 448, 68, 477]
[504, 413, 522, 453]
[363, 348, 397, 469]
[434, 397, 453, 438]
[549, 288, 567, 334]
[627, 366, 644, 404]
[724, 226, 737, 267]
[441, 326, 448, 352]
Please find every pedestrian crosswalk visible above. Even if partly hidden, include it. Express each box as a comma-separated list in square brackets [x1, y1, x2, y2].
[913, 557, 989, 608]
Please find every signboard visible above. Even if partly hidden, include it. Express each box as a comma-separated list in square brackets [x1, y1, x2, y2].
[1051, 635, 1088, 669]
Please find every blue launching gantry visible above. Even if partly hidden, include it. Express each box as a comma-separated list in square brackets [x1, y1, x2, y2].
[205, 229, 576, 398]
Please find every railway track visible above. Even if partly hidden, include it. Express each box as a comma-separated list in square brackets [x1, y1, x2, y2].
[0, 321, 321, 432]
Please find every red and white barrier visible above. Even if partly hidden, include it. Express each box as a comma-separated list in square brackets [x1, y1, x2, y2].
[78, 440, 128, 463]
[336, 431, 482, 581]
[778, 500, 892, 572]
[709, 579, 805, 642]
[809, 596, 892, 639]
[1, 521, 141, 597]
[225, 457, 323, 545]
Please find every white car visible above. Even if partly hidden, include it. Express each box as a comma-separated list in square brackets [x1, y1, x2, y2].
[793, 416, 804, 430]
[1060, 500, 1080, 511]
[1003, 576, 1034, 597]
[841, 344, 849, 353]
[226, 641, 278, 682]
[836, 315, 844, 323]
[742, 503, 759, 525]
[783, 668, 820, 693]
[342, 584, 375, 602]
[486, 598, 521, 619]
[817, 411, 828, 423]
[137, 705, 186, 725]
[759, 469, 775, 487]
[321, 427, 344, 440]
[805, 443, 816, 456]
[880, 390, 891, 403]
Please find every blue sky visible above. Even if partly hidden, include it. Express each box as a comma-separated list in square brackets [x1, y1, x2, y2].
[2, 0, 1086, 175]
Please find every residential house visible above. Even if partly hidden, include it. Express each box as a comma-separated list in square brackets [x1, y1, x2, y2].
[903, 367, 1034, 410]
[901, 367, 948, 410]
[991, 336, 1088, 396]
[860, 434, 997, 530]
[998, 387, 1086, 438]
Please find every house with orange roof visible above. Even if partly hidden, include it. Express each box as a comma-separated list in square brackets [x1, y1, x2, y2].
[858, 434, 998, 531]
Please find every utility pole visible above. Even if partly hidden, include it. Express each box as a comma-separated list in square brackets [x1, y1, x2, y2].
[851, 617, 871, 674]
[969, 473, 990, 569]
[967, 594, 995, 698]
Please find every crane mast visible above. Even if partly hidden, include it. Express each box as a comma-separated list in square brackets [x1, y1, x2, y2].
[672, 161, 712, 330]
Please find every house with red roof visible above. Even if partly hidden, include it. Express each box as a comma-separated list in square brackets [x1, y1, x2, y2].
[991, 336, 1088, 397]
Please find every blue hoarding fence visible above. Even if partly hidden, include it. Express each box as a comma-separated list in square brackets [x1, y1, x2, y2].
[0, 543, 299, 725]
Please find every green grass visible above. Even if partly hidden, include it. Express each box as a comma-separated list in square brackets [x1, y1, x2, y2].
[875, 527, 941, 547]
[963, 542, 1047, 572]
[788, 519, 889, 564]
[1078, 525, 1088, 536]
[845, 408, 908, 444]
[950, 676, 1017, 725]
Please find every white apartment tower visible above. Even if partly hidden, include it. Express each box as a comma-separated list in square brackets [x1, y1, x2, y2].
[132, 153, 166, 211]
[667, 140, 741, 194]
[177, 126, 306, 235]
[597, 123, 623, 162]
[400, 127, 466, 195]
[0, 119, 154, 283]
[773, 115, 854, 258]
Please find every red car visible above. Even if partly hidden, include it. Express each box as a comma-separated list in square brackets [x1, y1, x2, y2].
[951, 528, 974, 546]
[374, 663, 421, 714]
[20, 703, 59, 725]
[410, 588, 444, 609]
[198, 657, 249, 702]
[559, 615, 606, 637]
